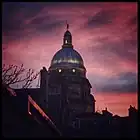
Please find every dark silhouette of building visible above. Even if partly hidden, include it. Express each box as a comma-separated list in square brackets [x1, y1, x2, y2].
[46, 24, 95, 130]
[2, 84, 61, 138]
[127, 105, 138, 138]
[62, 108, 138, 138]
[128, 105, 138, 118]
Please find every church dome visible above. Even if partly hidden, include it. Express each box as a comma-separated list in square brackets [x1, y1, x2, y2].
[49, 23, 86, 76]
[50, 47, 85, 69]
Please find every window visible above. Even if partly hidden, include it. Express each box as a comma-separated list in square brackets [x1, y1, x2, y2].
[72, 69, 76, 73]
[58, 69, 62, 73]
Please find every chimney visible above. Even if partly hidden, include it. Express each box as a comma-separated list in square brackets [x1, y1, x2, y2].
[40, 67, 48, 111]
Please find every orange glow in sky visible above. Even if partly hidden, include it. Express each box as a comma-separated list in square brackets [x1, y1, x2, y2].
[95, 92, 137, 116]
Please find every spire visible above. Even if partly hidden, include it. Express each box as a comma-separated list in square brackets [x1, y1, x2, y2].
[66, 21, 69, 30]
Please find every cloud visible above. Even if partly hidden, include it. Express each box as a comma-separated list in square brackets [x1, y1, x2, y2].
[128, 15, 137, 26]
[90, 72, 137, 93]
[87, 9, 116, 28]
[2, 3, 44, 42]
[31, 20, 65, 34]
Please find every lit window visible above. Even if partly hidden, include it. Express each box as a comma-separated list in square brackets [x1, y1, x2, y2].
[65, 40, 68, 44]
[58, 69, 62, 73]
[72, 69, 76, 72]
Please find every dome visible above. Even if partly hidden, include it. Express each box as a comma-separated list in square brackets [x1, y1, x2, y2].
[49, 47, 85, 70]
[64, 30, 72, 36]
[49, 23, 86, 76]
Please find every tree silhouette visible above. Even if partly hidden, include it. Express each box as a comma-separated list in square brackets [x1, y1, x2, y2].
[2, 64, 39, 88]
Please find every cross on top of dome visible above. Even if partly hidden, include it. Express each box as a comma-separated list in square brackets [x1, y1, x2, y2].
[66, 21, 69, 30]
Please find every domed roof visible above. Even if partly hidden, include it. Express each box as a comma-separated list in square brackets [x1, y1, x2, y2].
[50, 47, 85, 69]
[64, 30, 71, 36]
[49, 23, 86, 71]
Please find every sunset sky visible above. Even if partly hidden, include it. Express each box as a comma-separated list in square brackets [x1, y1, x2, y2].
[2, 2, 137, 116]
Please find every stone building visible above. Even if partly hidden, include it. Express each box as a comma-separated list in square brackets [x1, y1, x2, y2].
[13, 24, 96, 131]
[40, 24, 96, 129]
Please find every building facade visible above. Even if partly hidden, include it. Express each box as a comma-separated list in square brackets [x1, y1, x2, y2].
[40, 25, 96, 129]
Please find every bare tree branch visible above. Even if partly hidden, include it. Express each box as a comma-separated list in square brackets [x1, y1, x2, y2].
[2, 64, 40, 88]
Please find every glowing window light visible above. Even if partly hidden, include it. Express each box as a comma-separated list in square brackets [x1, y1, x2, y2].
[58, 69, 62, 73]
[72, 69, 76, 72]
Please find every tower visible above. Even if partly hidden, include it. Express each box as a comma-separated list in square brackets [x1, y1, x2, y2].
[47, 23, 95, 129]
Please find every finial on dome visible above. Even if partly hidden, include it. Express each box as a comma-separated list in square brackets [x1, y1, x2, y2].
[66, 20, 69, 30]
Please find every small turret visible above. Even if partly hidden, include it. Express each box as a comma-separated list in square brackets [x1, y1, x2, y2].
[62, 22, 73, 48]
